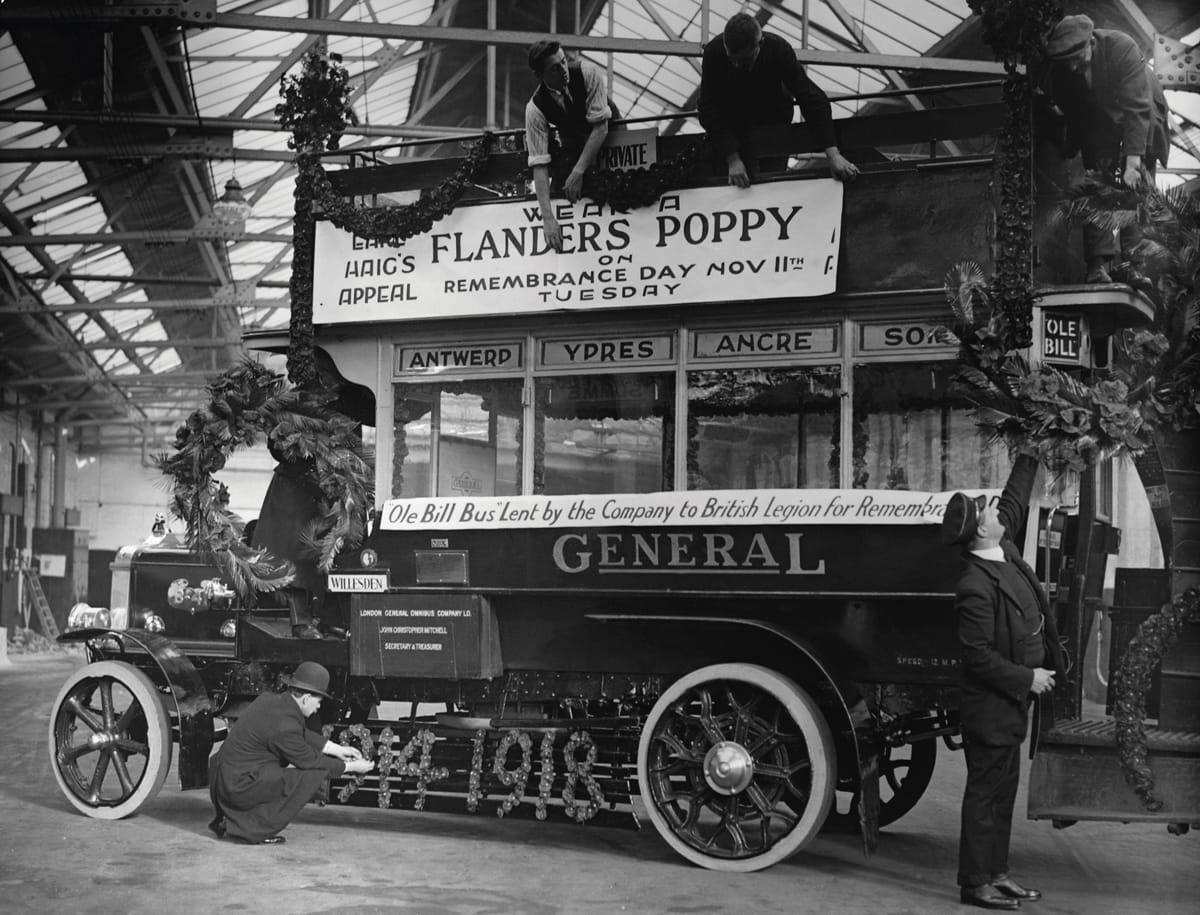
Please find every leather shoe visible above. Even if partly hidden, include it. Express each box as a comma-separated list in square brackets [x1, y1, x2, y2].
[292, 624, 322, 639]
[231, 834, 286, 845]
[207, 817, 226, 839]
[1085, 264, 1113, 284]
[993, 877, 1041, 901]
[960, 885, 1020, 910]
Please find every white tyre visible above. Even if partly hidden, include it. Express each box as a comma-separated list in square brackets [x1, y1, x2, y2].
[48, 661, 172, 819]
[638, 663, 836, 871]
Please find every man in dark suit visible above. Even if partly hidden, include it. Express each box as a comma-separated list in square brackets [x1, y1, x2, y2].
[698, 12, 858, 187]
[208, 662, 373, 844]
[942, 451, 1066, 909]
[1039, 14, 1172, 288]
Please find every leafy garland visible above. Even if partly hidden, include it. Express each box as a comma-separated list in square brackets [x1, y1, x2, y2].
[943, 262, 1160, 471]
[155, 358, 372, 605]
[1112, 587, 1200, 810]
[578, 138, 707, 211]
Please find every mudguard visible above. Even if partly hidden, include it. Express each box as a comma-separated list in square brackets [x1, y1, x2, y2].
[59, 628, 215, 789]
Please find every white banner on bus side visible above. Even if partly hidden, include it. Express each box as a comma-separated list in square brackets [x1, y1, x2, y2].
[379, 489, 997, 532]
[313, 181, 844, 324]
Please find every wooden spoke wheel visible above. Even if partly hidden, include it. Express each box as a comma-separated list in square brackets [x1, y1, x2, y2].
[48, 661, 172, 819]
[637, 663, 836, 871]
[826, 736, 937, 831]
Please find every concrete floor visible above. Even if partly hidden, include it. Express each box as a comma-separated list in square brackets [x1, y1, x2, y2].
[2, 652, 1197, 915]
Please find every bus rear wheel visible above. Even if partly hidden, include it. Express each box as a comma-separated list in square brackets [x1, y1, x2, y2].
[637, 663, 835, 871]
[826, 736, 937, 831]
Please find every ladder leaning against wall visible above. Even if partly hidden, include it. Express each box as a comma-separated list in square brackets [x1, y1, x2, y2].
[20, 563, 60, 640]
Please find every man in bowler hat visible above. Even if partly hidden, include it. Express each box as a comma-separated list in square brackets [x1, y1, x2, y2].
[1038, 14, 1171, 288]
[943, 451, 1065, 909]
[208, 662, 373, 844]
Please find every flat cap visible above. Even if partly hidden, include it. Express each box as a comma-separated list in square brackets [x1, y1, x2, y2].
[1045, 14, 1094, 60]
[942, 492, 987, 546]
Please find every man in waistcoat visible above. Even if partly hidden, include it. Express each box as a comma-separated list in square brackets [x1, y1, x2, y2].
[524, 40, 617, 252]
[942, 450, 1066, 909]
[698, 13, 858, 187]
[1039, 14, 1171, 288]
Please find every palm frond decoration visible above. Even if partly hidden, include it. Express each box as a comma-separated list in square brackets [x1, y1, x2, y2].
[155, 358, 373, 605]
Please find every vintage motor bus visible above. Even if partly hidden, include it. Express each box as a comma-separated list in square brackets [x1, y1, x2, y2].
[47, 104, 1198, 870]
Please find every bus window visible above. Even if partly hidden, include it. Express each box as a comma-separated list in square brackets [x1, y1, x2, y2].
[534, 372, 674, 495]
[685, 366, 841, 490]
[393, 380, 523, 498]
[852, 362, 1009, 491]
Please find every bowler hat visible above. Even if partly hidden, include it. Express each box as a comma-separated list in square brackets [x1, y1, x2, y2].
[284, 661, 333, 699]
[942, 492, 987, 546]
[1045, 14, 1094, 60]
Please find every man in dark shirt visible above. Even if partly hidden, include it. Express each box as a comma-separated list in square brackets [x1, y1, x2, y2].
[698, 13, 858, 187]
[942, 452, 1065, 909]
[1038, 14, 1171, 287]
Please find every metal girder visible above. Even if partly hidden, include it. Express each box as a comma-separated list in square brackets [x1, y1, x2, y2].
[0, 106, 478, 139]
[19, 337, 241, 352]
[0, 296, 287, 314]
[18, 271, 289, 288]
[821, 0, 963, 158]
[0, 231, 290, 246]
[191, 12, 1008, 74]
[1, 393, 205, 412]
[3, 371, 215, 387]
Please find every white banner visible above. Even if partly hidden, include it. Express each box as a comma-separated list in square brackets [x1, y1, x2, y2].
[379, 489, 997, 532]
[314, 181, 843, 324]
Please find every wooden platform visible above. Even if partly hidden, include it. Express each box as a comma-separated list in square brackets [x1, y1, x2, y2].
[1029, 716, 1200, 825]
[1044, 717, 1200, 753]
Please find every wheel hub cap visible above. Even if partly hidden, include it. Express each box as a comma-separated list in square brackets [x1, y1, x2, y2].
[87, 731, 115, 749]
[703, 740, 754, 795]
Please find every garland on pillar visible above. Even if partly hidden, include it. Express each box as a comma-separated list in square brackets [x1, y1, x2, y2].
[967, 0, 1061, 349]
[276, 50, 357, 389]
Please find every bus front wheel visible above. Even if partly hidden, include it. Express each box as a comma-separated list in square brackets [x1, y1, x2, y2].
[637, 663, 836, 871]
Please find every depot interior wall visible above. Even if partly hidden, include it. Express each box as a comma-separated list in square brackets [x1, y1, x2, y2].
[73, 444, 276, 552]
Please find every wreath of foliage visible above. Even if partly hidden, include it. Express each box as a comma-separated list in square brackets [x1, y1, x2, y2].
[155, 359, 373, 605]
[1112, 587, 1200, 811]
